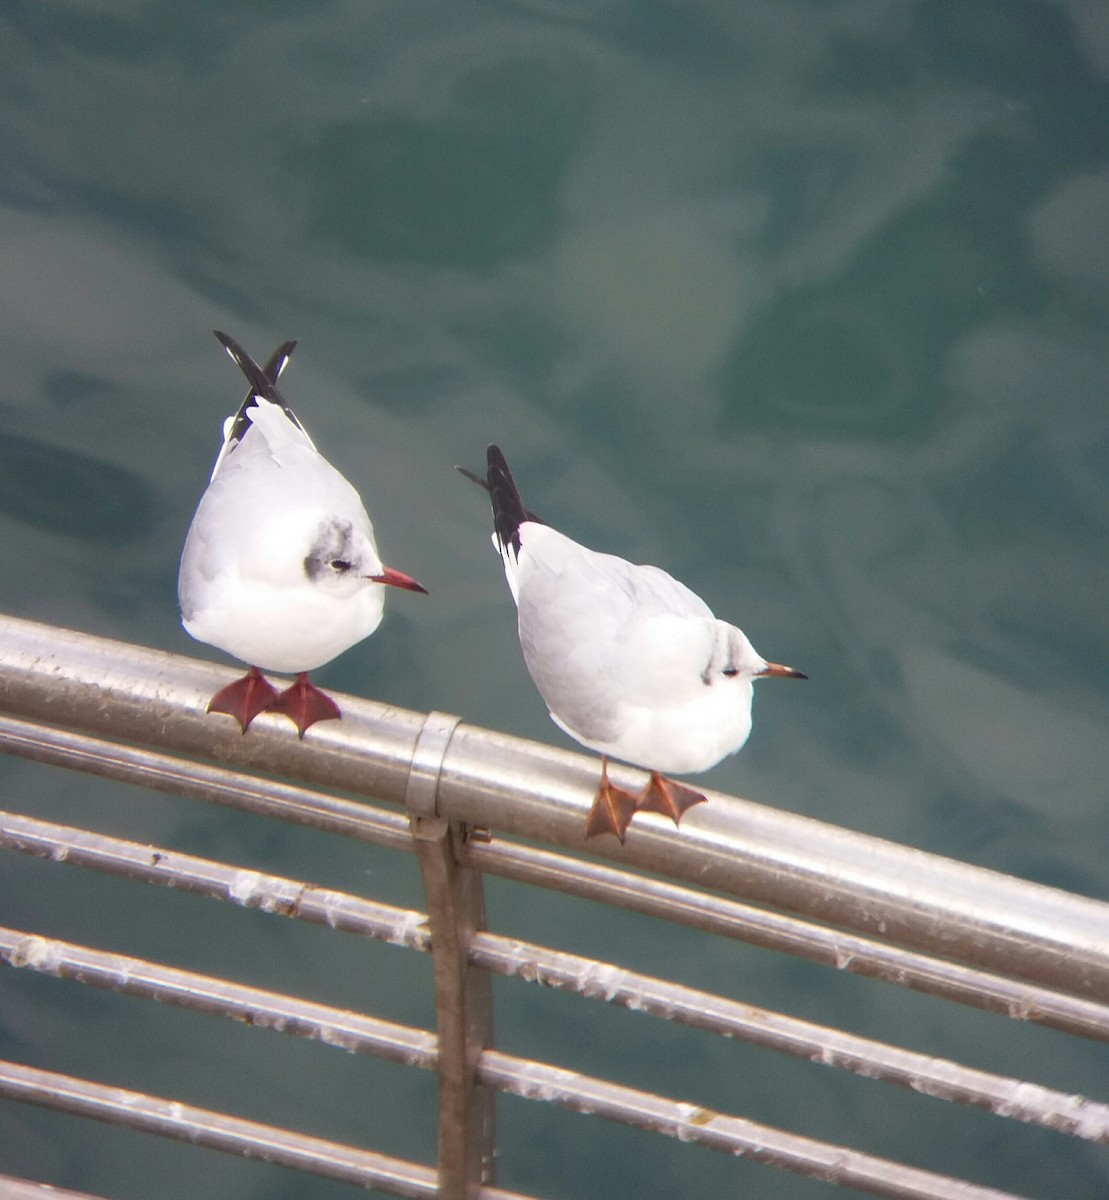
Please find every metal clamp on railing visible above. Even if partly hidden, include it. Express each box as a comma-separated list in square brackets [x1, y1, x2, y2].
[405, 711, 462, 837]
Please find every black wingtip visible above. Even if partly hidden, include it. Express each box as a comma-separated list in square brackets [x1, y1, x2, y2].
[487, 444, 530, 558]
[213, 330, 273, 398]
[214, 331, 297, 390]
[262, 339, 297, 384]
[457, 452, 544, 532]
[214, 331, 305, 444]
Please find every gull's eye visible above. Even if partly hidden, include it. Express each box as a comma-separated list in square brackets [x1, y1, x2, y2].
[330, 559, 353, 573]
[722, 667, 739, 677]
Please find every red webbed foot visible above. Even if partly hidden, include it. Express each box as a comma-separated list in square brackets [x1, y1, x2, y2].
[207, 666, 278, 733]
[268, 672, 342, 738]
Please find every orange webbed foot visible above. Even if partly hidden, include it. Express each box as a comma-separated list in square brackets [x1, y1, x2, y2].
[636, 771, 707, 827]
[584, 756, 640, 842]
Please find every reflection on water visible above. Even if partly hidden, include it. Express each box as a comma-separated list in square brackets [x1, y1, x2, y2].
[1, 2, 1107, 1197]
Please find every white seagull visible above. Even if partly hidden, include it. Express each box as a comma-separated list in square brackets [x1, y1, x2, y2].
[462, 445, 805, 841]
[179, 330, 426, 736]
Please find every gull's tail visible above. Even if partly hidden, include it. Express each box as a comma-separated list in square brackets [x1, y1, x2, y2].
[456, 446, 543, 607]
[215, 330, 305, 429]
[456, 446, 544, 560]
[210, 331, 307, 478]
[486, 444, 530, 560]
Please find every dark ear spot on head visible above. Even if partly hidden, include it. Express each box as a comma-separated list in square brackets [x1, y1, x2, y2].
[304, 517, 355, 580]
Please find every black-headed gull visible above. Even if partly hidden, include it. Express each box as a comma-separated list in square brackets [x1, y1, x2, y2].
[178, 330, 427, 736]
[462, 445, 805, 841]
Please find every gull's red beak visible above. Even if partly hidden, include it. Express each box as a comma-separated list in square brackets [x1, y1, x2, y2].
[369, 566, 428, 595]
[759, 661, 807, 680]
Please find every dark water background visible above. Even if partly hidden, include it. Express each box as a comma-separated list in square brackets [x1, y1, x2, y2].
[1, 2, 1108, 1197]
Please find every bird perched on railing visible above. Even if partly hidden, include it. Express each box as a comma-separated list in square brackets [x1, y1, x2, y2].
[178, 331, 426, 736]
[461, 445, 804, 841]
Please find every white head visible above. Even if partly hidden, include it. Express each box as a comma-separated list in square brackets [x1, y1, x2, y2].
[706, 621, 806, 686]
[242, 509, 426, 598]
[301, 513, 384, 594]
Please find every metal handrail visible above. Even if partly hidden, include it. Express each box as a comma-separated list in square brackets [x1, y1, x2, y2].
[0, 1061, 466, 1200]
[0, 1053, 1027, 1200]
[0, 612, 1106, 1001]
[0, 1173, 111, 1200]
[3, 826, 1107, 1143]
[1, 610, 1108, 1200]
[2, 714, 1107, 1042]
[0, 923, 1056, 1200]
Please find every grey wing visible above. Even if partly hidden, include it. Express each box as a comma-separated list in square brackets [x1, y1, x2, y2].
[516, 559, 631, 744]
[612, 559, 714, 621]
[515, 545, 710, 745]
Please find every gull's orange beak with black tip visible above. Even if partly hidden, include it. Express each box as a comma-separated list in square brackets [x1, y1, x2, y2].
[759, 661, 807, 680]
[369, 566, 429, 594]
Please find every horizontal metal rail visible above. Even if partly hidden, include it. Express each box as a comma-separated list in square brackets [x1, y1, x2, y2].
[0, 1174, 110, 1200]
[0, 1051, 1031, 1200]
[2, 612, 1107, 1200]
[464, 839, 1109, 1042]
[0, 613, 1107, 1006]
[1, 926, 439, 1065]
[4, 819, 1109, 1146]
[0, 950, 1038, 1200]
[2, 719, 1107, 1043]
[476, 1059, 1028, 1200]
[0, 1060, 526, 1200]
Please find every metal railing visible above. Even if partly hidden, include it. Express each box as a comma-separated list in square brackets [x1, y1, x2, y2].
[0, 611, 1107, 1199]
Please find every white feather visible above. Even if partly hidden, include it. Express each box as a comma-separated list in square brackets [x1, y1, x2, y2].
[179, 393, 390, 674]
[504, 521, 771, 775]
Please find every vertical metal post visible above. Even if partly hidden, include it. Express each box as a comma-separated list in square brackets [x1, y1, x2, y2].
[405, 712, 496, 1198]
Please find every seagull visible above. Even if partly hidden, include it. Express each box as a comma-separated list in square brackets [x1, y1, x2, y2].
[178, 330, 427, 736]
[461, 445, 805, 841]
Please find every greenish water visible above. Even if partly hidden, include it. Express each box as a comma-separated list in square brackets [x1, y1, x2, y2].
[2, 2, 1108, 1197]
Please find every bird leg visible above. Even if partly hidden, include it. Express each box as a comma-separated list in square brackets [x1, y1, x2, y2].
[207, 666, 279, 734]
[584, 756, 640, 843]
[268, 672, 342, 738]
[636, 771, 707, 827]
